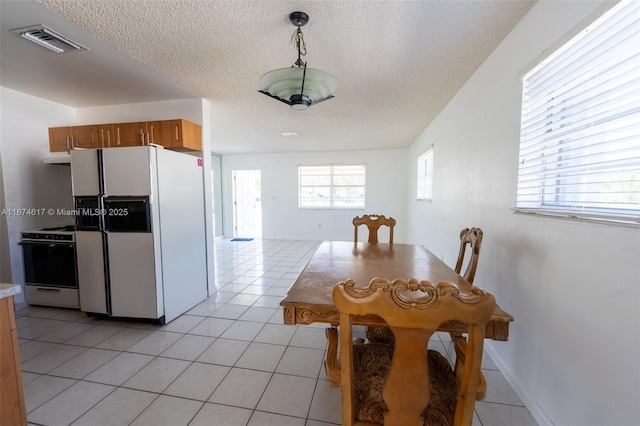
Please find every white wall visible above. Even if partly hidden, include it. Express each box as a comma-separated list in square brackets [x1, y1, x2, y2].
[76, 99, 203, 125]
[221, 149, 407, 241]
[199, 99, 216, 294]
[0, 87, 76, 304]
[406, 1, 640, 425]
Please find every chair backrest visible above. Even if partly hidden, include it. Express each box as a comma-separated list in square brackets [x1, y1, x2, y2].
[454, 228, 483, 284]
[353, 214, 396, 244]
[333, 277, 495, 426]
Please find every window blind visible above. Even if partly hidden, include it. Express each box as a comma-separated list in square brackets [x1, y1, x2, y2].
[417, 146, 434, 201]
[516, 0, 640, 224]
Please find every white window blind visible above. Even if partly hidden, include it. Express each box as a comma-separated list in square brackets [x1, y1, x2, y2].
[417, 146, 434, 201]
[515, 0, 640, 224]
[299, 164, 366, 209]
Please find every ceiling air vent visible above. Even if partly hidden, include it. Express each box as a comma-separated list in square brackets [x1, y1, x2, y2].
[10, 25, 88, 54]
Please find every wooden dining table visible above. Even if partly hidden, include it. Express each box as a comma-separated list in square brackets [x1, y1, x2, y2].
[280, 240, 514, 385]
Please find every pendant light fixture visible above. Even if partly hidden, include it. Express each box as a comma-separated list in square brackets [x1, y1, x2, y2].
[259, 12, 337, 111]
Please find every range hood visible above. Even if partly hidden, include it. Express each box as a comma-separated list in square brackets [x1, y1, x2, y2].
[43, 154, 71, 165]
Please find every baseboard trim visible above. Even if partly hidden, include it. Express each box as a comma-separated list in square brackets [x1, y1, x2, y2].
[484, 341, 555, 426]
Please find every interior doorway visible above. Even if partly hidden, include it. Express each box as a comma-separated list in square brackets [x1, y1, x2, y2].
[232, 170, 262, 238]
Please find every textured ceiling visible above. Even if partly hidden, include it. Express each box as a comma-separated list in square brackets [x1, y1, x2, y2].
[2, 0, 536, 154]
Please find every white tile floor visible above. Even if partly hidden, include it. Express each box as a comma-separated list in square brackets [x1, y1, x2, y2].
[16, 238, 538, 426]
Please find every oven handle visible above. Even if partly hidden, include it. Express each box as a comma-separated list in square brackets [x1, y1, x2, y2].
[19, 241, 75, 248]
[35, 288, 62, 293]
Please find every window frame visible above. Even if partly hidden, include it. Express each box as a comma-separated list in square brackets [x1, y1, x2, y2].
[298, 164, 366, 210]
[514, 0, 640, 227]
[417, 145, 434, 202]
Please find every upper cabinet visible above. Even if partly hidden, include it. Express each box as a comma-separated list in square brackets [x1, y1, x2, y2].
[48, 127, 73, 152]
[111, 122, 148, 148]
[96, 124, 116, 148]
[74, 126, 102, 149]
[49, 119, 202, 152]
[149, 120, 202, 150]
[49, 125, 102, 151]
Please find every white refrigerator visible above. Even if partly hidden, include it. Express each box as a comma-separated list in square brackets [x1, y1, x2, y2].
[71, 146, 207, 323]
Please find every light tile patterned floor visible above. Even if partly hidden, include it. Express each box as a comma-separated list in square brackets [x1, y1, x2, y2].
[17, 238, 537, 426]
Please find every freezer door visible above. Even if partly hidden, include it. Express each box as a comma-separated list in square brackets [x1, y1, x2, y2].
[107, 233, 162, 319]
[76, 232, 108, 314]
[71, 149, 100, 196]
[102, 147, 153, 196]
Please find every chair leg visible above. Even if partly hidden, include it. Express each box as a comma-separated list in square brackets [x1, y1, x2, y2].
[324, 326, 341, 387]
[453, 334, 487, 400]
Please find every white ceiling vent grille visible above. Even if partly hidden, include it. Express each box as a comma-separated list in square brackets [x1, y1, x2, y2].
[10, 25, 88, 54]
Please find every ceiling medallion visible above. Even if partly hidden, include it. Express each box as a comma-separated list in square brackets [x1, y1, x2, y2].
[258, 12, 338, 111]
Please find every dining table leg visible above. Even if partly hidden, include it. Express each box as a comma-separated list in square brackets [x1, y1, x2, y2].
[324, 326, 341, 387]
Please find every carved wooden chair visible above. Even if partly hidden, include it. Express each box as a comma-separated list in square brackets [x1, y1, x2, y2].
[353, 214, 396, 244]
[333, 278, 496, 426]
[451, 227, 485, 395]
[366, 227, 485, 346]
[353, 214, 397, 354]
[455, 228, 483, 284]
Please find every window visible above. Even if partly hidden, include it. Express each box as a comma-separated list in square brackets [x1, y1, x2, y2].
[417, 146, 434, 201]
[298, 164, 366, 209]
[515, 0, 640, 224]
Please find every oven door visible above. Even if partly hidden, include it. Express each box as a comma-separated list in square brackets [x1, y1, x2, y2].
[21, 241, 77, 288]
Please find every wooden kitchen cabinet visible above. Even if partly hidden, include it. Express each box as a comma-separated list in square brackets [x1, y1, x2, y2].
[96, 124, 115, 148]
[112, 121, 148, 147]
[49, 125, 102, 152]
[0, 294, 27, 426]
[149, 119, 202, 150]
[50, 119, 202, 151]
[73, 125, 101, 149]
[48, 126, 74, 152]
[141, 119, 202, 150]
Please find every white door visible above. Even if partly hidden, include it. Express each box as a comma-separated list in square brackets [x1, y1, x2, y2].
[232, 170, 262, 238]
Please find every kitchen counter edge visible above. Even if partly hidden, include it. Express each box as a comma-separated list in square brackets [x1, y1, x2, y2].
[0, 284, 22, 300]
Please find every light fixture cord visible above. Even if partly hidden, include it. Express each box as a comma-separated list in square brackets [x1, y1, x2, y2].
[300, 62, 307, 96]
[292, 23, 307, 68]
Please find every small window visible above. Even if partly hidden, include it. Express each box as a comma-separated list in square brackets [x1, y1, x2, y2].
[515, 0, 640, 225]
[299, 164, 366, 209]
[417, 146, 434, 202]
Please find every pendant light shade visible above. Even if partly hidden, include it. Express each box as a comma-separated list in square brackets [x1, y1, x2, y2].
[258, 12, 337, 110]
[259, 66, 338, 111]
